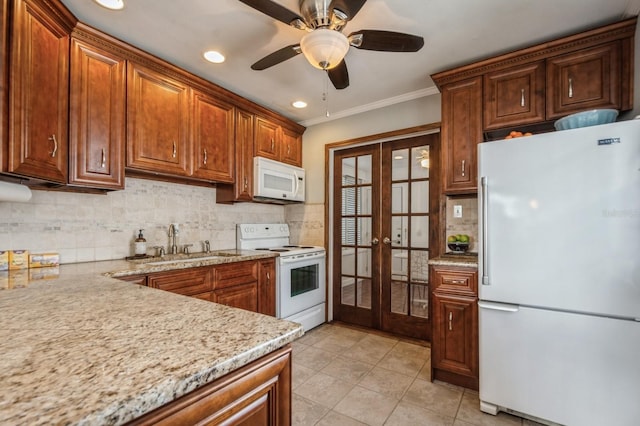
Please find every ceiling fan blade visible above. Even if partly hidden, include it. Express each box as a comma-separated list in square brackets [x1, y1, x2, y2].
[238, 0, 305, 28]
[349, 30, 424, 52]
[330, 0, 368, 21]
[327, 60, 349, 90]
[251, 44, 302, 70]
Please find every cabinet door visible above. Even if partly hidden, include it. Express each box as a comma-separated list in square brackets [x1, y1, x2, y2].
[127, 62, 190, 176]
[213, 283, 259, 312]
[432, 292, 478, 380]
[259, 259, 276, 316]
[546, 42, 621, 119]
[483, 61, 545, 130]
[216, 109, 254, 203]
[191, 90, 235, 182]
[148, 268, 211, 297]
[280, 127, 302, 167]
[68, 36, 126, 189]
[440, 77, 482, 194]
[255, 117, 279, 160]
[8, 0, 72, 183]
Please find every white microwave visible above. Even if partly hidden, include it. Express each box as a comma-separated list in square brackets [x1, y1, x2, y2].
[253, 157, 305, 203]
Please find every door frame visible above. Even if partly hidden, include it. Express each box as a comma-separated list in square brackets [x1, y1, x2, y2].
[324, 123, 442, 337]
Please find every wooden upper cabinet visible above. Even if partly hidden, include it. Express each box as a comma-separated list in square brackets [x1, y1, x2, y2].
[440, 77, 482, 194]
[191, 90, 235, 183]
[255, 116, 280, 160]
[7, 0, 75, 183]
[68, 32, 126, 190]
[126, 62, 190, 176]
[483, 61, 545, 130]
[546, 42, 622, 119]
[281, 127, 302, 166]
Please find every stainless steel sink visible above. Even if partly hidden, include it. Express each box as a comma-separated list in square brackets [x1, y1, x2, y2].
[145, 255, 226, 266]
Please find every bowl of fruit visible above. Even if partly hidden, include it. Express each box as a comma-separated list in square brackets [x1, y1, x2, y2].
[447, 234, 470, 252]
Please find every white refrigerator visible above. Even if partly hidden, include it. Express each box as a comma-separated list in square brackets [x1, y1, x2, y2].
[478, 119, 640, 426]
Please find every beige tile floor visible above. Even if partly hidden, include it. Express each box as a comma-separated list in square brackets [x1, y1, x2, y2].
[292, 323, 544, 426]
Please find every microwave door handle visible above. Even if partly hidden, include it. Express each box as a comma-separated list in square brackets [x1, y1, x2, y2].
[294, 171, 300, 195]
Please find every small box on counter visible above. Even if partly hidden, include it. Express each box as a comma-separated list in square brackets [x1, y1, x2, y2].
[0, 251, 8, 271]
[29, 266, 60, 281]
[29, 252, 60, 269]
[9, 250, 29, 270]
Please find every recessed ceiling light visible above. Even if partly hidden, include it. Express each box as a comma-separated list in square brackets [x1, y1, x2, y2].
[292, 101, 307, 109]
[203, 51, 225, 64]
[93, 0, 124, 10]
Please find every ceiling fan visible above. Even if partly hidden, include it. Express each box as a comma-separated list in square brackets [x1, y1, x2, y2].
[238, 0, 425, 90]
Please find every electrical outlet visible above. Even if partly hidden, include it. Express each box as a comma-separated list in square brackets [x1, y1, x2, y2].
[453, 205, 463, 218]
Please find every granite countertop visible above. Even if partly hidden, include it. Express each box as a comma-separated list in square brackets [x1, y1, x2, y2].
[429, 252, 479, 268]
[0, 253, 303, 425]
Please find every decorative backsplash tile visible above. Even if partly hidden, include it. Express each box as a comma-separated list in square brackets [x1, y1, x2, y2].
[285, 203, 325, 247]
[445, 196, 479, 252]
[0, 178, 285, 264]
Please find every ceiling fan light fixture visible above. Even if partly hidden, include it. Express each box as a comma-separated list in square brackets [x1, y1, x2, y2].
[93, 0, 124, 10]
[300, 29, 349, 70]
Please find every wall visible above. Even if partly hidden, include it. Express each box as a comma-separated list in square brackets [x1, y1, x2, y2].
[0, 178, 284, 263]
[445, 196, 479, 253]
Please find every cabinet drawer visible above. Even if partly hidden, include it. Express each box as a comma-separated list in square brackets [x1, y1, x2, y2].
[214, 261, 258, 289]
[148, 268, 211, 296]
[431, 266, 477, 295]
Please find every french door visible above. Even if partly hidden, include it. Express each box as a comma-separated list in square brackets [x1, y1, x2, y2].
[332, 134, 438, 340]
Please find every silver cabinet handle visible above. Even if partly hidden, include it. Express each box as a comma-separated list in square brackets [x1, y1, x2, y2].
[48, 134, 58, 158]
[520, 88, 525, 107]
[382, 237, 391, 245]
[270, 138, 274, 151]
[568, 77, 573, 98]
[203, 149, 207, 165]
[266, 272, 270, 282]
[101, 148, 106, 168]
[371, 238, 379, 245]
[287, 144, 291, 155]
[448, 312, 453, 331]
[461, 160, 466, 177]
[481, 176, 490, 285]
[244, 177, 248, 189]
[172, 142, 177, 158]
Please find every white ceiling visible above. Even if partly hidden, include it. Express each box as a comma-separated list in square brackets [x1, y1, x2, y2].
[60, 0, 640, 127]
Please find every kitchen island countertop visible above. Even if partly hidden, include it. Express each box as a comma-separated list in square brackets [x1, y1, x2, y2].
[0, 256, 303, 425]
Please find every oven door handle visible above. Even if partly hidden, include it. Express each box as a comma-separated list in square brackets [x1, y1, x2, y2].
[279, 252, 326, 264]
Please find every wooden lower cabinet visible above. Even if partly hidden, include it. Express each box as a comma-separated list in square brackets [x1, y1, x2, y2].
[127, 345, 292, 425]
[118, 258, 277, 315]
[213, 282, 258, 312]
[430, 265, 478, 390]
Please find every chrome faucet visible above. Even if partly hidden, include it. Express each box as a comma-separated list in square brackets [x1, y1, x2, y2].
[168, 223, 179, 254]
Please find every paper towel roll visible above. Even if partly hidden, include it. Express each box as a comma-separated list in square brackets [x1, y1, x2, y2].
[0, 181, 32, 202]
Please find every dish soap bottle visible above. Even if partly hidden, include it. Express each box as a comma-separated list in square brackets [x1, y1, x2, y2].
[134, 229, 147, 257]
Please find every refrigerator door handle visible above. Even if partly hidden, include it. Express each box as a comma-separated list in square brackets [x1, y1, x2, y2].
[481, 176, 489, 285]
[478, 301, 520, 312]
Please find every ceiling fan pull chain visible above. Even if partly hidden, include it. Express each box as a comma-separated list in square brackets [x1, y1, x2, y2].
[324, 71, 330, 117]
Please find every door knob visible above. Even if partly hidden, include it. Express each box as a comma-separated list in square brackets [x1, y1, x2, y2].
[371, 238, 379, 245]
[383, 237, 392, 245]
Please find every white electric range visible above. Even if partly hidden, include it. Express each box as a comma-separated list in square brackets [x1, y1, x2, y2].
[237, 223, 326, 331]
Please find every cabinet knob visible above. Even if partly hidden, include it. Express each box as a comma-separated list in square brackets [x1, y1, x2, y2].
[48, 134, 58, 158]
[101, 148, 106, 168]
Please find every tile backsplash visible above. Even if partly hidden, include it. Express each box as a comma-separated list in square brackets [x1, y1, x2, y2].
[285, 203, 325, 247]
[445, 196, 478, 253]
[0, 178, 285, 264]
